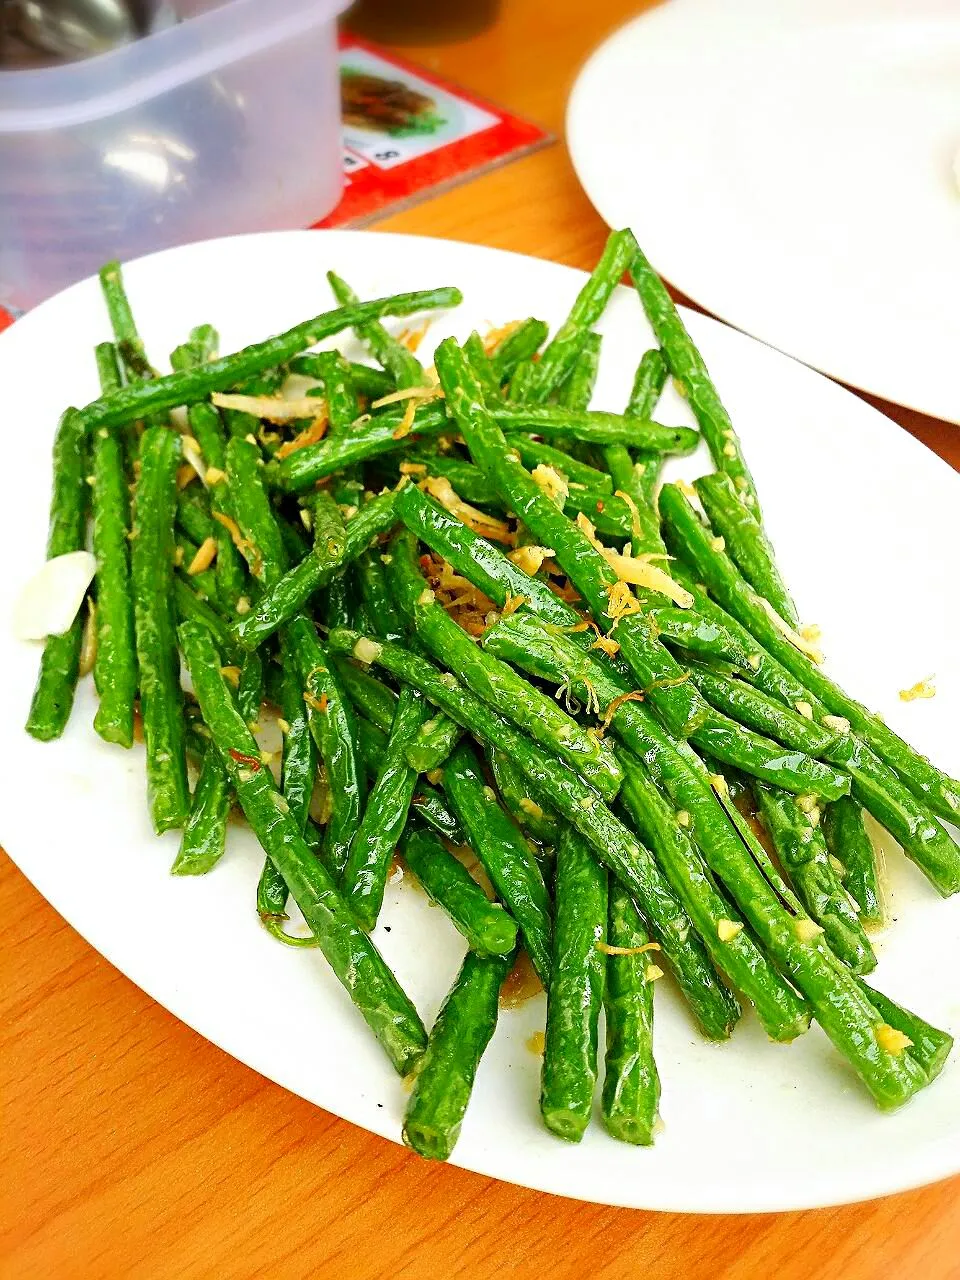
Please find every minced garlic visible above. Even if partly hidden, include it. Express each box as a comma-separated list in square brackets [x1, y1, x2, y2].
[899, 676, 936, 702]
[508, 545, 555, 577]
[758, 597, 825, 662]
[421, 475, 513, 544]
[274, 414, 328, 459]
[822, 715, 850, 734]
[187, 536, 218, 576]
[353, 637, 382, 664]
[794, 918, 823, 943]
[875, 1023, 913, 1055]
[717, 919, 743, 942]
[597, 940, 662, 956]
[531, 464, 569, 508]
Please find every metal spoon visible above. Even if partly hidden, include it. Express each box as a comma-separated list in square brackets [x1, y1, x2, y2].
[11, 0, 159, 61]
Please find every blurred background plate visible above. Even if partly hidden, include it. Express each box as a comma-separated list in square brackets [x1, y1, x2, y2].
[567, 0, 960, 423]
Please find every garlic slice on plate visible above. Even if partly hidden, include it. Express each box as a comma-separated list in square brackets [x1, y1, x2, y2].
[13, 550, 96, 640]
[210, 393, 326, 422]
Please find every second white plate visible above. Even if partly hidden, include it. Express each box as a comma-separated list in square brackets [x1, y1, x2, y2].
[567, 0, 960, 423]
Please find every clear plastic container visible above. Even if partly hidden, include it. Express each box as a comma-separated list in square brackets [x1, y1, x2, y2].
[0, 0, 349, 310]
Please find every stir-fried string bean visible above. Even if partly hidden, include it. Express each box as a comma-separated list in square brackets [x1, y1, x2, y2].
[26, 229, 956, 1169]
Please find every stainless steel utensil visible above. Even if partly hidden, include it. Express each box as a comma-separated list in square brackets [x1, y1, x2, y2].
[5, 0, 161, 63]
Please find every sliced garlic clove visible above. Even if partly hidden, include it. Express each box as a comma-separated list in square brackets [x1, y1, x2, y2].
[181, 438, 207, 485]
[13, 550, 97, 640]
[210, 392, 327, 422]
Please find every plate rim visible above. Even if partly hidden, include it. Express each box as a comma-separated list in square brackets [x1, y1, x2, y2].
[565, 1, 960, 426]
[2, 226, 959, 1214]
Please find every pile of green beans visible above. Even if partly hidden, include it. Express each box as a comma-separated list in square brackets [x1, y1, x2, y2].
[26, 235, 956, 1164]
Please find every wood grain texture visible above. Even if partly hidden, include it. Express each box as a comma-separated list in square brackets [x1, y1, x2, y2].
[2, 1, 958, 1276]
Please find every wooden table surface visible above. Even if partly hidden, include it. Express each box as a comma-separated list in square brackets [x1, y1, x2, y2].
[3, 2, 959, 1276]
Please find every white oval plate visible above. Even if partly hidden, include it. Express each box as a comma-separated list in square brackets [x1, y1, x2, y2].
[567, 0, 960, 423]
[0, 230, 958, 1213]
